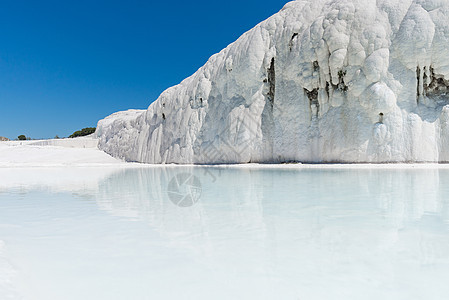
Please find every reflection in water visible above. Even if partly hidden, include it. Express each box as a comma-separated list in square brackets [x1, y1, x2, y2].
[97, 167, 449, 227]
[94, 167, 449, 299]
[1, 166, 449, 299]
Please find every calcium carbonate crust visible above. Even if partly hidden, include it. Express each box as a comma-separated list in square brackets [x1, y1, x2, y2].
[97, 0, 449, 164]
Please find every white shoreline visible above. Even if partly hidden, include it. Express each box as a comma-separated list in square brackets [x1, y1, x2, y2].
[3, 139, 449, 169]
[4, 162, 449, 170]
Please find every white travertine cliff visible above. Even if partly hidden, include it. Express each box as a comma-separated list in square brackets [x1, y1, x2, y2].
[97, 0, 449, 163]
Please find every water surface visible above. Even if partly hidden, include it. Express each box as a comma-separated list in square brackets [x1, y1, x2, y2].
[1, 166, 449, 299]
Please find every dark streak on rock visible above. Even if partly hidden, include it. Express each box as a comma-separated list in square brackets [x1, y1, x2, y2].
[267, 57, 276, 110]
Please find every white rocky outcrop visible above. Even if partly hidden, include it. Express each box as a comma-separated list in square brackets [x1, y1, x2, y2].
[97, 0, 449, 163]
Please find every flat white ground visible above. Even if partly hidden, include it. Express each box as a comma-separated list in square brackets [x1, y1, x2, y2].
[0, 137, 124, 167]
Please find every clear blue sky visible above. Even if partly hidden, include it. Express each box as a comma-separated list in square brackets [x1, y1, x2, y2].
[0, 0, 287, 139]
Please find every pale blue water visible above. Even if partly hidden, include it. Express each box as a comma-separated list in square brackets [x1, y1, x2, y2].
[1, 166, 449, 299]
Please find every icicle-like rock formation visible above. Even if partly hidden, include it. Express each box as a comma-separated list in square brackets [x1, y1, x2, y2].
[97, 0, 449, 163]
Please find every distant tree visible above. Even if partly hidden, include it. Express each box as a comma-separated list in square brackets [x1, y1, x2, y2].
[18, 135, 26, 140]
[54, 135, 60, 139]
[69, 127, 96, 138]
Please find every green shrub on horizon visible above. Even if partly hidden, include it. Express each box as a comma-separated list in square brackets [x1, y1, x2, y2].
[69, 127, 96, 138]
[18, 135, 27, 140]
